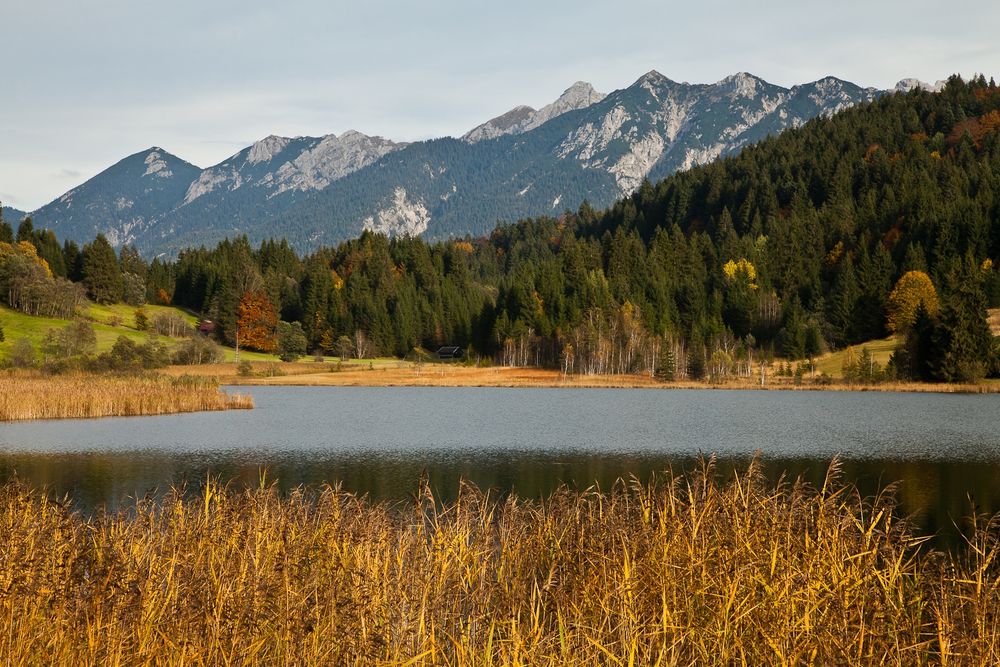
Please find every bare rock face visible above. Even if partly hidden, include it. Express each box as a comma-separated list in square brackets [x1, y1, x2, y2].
[894, 78, 947, 94]
[184, 131, 404, 205]
[462, 81, 606, 143]
[362, 188, 430, 237]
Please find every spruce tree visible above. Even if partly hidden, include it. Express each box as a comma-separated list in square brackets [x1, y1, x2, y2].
[930, 259, 993, 382]
[655, 342, 677, 382]
[82, 234, 123, 303]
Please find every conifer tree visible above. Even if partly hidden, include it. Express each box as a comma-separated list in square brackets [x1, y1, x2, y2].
[655, 342, 677, 382]
[82, 234, 123, 303]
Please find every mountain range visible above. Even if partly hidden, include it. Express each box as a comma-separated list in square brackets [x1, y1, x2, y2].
[8, 71, 931, 255]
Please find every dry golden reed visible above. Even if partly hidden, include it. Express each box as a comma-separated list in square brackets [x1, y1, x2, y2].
[1, 462, 999, 665]
[0, 373, 253, 421]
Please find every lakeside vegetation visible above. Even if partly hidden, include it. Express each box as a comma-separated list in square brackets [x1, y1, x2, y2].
[0, 373, 252, 421]
[1, 463, 998, 663]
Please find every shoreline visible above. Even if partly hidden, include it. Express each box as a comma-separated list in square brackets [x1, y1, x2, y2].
[160, 362, 1000, 394]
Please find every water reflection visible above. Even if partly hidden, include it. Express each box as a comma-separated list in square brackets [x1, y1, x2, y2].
[1, 386, 999, 546]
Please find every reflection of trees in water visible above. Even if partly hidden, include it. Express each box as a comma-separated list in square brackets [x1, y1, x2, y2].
[2, 452, 999, 548]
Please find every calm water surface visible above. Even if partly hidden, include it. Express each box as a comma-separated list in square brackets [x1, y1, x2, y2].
[2, 386, 1000, 541]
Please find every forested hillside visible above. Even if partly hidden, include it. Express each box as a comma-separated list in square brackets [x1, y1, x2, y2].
[3, 77, 999, 382]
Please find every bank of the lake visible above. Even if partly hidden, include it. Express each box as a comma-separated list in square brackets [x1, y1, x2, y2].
[0, 373, 253, 421]
[161, 360, 1000, 393]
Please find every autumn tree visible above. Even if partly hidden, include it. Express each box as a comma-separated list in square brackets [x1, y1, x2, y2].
[886, 271, 939, 334]
[236, 291, 278, 352]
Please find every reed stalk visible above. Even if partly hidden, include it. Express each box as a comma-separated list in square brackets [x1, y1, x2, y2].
[0, 462, 998, 664]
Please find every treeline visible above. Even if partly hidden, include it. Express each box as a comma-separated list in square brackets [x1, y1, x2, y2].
[2, 76, 999, 381]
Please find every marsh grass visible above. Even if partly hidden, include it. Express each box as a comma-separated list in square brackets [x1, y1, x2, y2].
[0, 373, 253, 421]
[0, 460, 998, 664]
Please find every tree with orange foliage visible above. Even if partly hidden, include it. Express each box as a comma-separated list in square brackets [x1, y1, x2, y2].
[237, 291, 278, 352]
[886, 271, 939, 334]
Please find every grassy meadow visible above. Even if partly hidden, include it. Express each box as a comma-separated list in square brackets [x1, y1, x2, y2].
[0, 304, 277, 362]
[0, 373, 253, 421]
[0, 462, 998, 664]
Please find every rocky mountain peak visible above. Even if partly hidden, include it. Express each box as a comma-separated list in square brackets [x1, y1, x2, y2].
[247, 135, 292, 164]
[462, 80, 605, 143]
[717, 72, 765, 98]
[894, 78, 947, 93]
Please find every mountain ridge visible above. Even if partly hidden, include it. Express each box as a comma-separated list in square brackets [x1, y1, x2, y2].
[20, 71, 918, 254]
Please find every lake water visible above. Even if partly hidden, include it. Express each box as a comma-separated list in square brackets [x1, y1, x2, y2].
[2, 386, 1000, 543]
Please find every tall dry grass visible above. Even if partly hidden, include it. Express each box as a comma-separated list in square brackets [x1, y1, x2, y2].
[1, 461, 998, 664]
[0, 373, 253, 421]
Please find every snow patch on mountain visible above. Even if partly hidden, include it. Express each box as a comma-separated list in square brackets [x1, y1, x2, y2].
[143, 151, 173, 178]
[362, 188, 430, 237]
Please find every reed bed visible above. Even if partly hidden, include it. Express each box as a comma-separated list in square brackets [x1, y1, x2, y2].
[1, 461, 998, 665]
[0, 373, 253, 421]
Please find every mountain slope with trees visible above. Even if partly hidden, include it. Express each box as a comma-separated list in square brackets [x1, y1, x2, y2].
[3, 77, 998, 383]
[20, 72, 883, 256]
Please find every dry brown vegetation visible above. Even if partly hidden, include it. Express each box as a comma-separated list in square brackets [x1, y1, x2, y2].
[989, 307, 1000, 336]
[0, 373, 253, 421]
[1, 462, 999, 664]
[163, 361, 1000, 393]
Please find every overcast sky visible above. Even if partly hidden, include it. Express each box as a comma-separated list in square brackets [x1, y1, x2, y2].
[2, 0, 998, 211]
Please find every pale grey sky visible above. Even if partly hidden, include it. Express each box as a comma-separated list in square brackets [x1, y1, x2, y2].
[2, 0, 998, 211]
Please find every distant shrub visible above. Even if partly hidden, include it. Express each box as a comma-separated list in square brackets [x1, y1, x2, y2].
[41, 321, 96, 359]
[90, 336, 170, 372]
[236, 360, 254, 377]
[172, 336, 223, 365]
[134, 308, 149, 331]
[261, 363, 285, 377]
[151, 312, 192, 338]
[8, 338, 36, 369]
[276, 321, 307, 362]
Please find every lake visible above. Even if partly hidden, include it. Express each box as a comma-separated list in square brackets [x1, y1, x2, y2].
[2, 386, 1000, 542]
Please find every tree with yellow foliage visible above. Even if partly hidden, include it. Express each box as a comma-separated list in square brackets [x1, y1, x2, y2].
[722, 258, 758, 289]
[236, 291, 278, 352]
[886, 271, 939, 334]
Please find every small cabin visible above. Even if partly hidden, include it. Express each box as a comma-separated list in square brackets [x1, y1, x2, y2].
[197, 319, 217, 334]
[437, 346, 464, 360]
